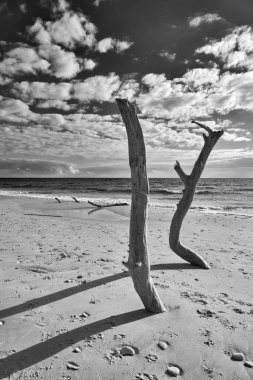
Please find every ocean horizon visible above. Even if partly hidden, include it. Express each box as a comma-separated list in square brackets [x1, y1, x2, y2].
[0, 177, 252, 217]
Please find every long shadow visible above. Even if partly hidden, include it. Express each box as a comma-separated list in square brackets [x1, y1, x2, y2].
[0, 263, 198, 320]
[0, 272, 128, 319]
[151, 262, 202, 271]
[0, 309, 150, 378]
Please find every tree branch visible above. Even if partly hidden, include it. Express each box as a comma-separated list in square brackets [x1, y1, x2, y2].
[191, 120, 212, 135]
[174, 161, 188, 185]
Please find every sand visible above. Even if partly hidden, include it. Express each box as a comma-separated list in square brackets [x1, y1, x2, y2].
[0, 196, 252, 380]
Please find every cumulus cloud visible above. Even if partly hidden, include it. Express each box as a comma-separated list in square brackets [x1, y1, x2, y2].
[73, 73, 121, 102]
[12, 81, 72, 102]
[189, 13, 224, 28]
[96, 37, 133, 53]
[38, 44, 81, 78]
[84, 58, 97, 71]
[137, 66, 253, 122]
[139, 119, 203, 148]
[0, 98, 35, 124]
[116, 78, 139, 101]
[139, 73, 207, 121]
[25, 4, 132, 81]
[0, 46, 49, 77]
[114, 40, 133, 53]
[45, 12, 97, 49]
[159, 50, 176, 62]
[27, 18, 52, 44]
[27, 1, 97, 49]
[182, 68, 220, 88]
[35, 99, 71, 111]
[208, 71, 253, 113]
[196, 26, 253, 70]
[51, 0, 70, 14]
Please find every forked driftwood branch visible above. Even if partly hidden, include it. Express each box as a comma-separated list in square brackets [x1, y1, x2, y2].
[169, 120, 224, 269]
[116, 98, 166, 313]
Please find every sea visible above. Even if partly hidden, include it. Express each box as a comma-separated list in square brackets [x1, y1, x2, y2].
[0, 178, 253, 217]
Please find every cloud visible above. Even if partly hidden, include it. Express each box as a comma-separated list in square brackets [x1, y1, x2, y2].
[27, 18, 52, 44]
[84, 58, 97, 71]
[196, 26, 253, 70]
[222, 131, 251, 142]
[189, 13, 224, 28]
[0, 75, 11, 85]
[96, 37, 133, 53]
[0, 98, 35, 124]
[159, 50, 176, 62]
[139, 73, 207, 121]
[38, 44, 81, 78]
[51, 0, 70, 14]
[137, 67, 253, 122]
[0, 158, 79, 176]
[93, 0, 105, 6]
[116, 79, 139, 101]
[45, 11, 97, 49]
[182, 68, 220, 88]
[0, 111, 127, 160]
[208, 71, 253, 113]
[12, 81, 72, 102]
[19, 3, 27, 13]
[27, 8, 97, 49]
[114, 40, 133, 53]
[0, 46, 49, 77]
[73, 73, 121, 102]
[35, 99, 71, 111]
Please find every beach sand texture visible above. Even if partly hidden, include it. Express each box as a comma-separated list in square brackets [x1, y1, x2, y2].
[0, 196, 252, 379]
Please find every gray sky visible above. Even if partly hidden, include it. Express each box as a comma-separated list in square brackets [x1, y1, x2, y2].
[0, 0, 253, 177]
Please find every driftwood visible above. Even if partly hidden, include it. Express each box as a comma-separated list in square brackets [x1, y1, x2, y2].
[169, 120, 224, 269]
[116, 98, 166, 313]
[88, 200, 128, 208]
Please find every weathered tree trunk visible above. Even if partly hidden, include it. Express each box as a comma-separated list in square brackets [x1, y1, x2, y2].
[116, 98, 166, 313]
[169, 121, 224, 269]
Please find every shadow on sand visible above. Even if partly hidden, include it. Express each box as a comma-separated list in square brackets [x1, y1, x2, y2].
[0, 309, 150, 378]
[0, 262, 203, 378]
[0, 263, 199, 320]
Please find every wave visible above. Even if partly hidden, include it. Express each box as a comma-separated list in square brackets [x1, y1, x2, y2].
[0, 190, 252, 217]
[196, 185, 217, 190]
[151, 188, 182, 195]
[195, 190, 214, 195]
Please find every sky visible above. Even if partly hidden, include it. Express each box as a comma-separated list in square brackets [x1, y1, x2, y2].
[0, 0, 253, 178]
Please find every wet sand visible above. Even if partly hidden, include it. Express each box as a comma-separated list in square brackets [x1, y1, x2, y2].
[0, 196, 252, 379]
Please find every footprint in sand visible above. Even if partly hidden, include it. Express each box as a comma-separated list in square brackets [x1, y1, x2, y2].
[197, 309, 216, 318]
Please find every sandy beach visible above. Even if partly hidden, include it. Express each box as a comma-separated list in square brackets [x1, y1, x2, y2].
[0, 195, 252, 380]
